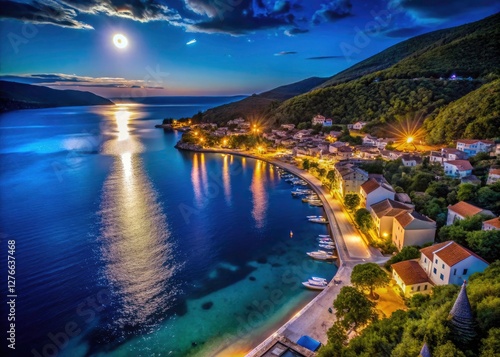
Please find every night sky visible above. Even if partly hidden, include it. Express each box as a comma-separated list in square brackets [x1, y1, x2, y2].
[0, 0, 498, 97]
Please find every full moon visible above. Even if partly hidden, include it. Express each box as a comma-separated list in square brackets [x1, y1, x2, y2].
[113, 34, 128, 49]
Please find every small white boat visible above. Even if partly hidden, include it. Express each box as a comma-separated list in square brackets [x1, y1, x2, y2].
[302, 281, 327, 290]
[311, 277, 327, 282]
[319, 244, 336, 249]
[307, 215, 322, 219]
[309, 217, 328, 223]
[307, 251, 337, 260]
[318, 234, 330, 238]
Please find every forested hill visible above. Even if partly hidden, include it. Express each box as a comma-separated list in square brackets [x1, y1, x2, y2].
[318, 12, 500, 88]
[199, 76, 328, 123]
[0, 81, 114, 112]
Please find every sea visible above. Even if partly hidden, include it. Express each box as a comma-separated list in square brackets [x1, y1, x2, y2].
[0, 98, 337, 357]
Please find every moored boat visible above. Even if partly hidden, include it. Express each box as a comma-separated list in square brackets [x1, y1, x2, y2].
[302, 281, 327, 290]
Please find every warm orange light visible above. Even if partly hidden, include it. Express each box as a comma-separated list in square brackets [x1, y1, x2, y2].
[406, 136, 414, 144]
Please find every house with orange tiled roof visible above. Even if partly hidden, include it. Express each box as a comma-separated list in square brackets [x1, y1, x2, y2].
[482, 217, 500, 231]
[392, 211, 436, 250]
[443, 160, 473, 178]
[391, 260, 433, 297]
[446, 201, 494, 225]
[369, 199, 413, 238]
[419, 241, 489, 285]
[486, 167, 500, 185]
[456, 139, 494, 157]
[359, 177, 395, 208]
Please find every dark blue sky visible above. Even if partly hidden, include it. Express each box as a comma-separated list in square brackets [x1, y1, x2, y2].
[1, 0, 498, 97]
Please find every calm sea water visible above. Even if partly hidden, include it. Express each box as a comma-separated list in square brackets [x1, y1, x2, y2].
[0, 100, 336, 357]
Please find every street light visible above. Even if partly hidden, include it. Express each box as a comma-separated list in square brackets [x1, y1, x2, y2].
[406, 136, 414, 144]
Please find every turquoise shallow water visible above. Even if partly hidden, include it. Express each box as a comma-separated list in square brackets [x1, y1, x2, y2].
[0, 102, 337, 357]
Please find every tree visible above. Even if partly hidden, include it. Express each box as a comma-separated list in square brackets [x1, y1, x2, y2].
[297, 122, 308, 130]
[317, 322, 347, 357]
[326, 170, 337, 190]
[302, 158, 310, 170]
[355, 208, 373, 231]
[457, 183, 478, 202]
[344, 193, 360, 211]
[466, 230, 500, 263]
[351, 263, 390, 299]
[333, 286, 377, 331]
[385, 246, 421, 269]
[480, 328, 500, 357]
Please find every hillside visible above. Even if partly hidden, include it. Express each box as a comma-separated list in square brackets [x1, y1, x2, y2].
[0, 81, 114, 112]
[424, 78, 500, 144]
[319, 12, 500, 88]
[199, 76, 327, 123]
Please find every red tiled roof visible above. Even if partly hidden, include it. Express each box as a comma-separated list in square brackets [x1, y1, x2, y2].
[445, 160, 473, 171]
[391, 260, 431, 285]
[395, 211, 435, 228]
[448, 201, 483, 218]
[370, 199, 412, 218]
[435, 241, 489, 266]
[457, 139, 494, 145]
[489, 169, 500, 176]
[420, 241, 451, 261]
[360, 178, 381, 195]
[483, 217, 500, 229]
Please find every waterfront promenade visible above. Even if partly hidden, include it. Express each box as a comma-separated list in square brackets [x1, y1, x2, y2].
[187, 147, 388, 355]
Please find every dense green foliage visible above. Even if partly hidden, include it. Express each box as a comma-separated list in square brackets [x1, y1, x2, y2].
[425, 79, 500, 144]
[344, 193, 360, 212]
[351, 263, 390, 299]
[333, 286, 378, 332]
[384, 246, 421, 269]
[319, 262, 500, 357]
[354, 208, 373, 231]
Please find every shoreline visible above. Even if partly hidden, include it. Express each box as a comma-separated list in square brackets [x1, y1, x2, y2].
[175, 143, 351, 355]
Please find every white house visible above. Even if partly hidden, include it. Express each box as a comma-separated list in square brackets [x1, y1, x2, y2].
[482, 217, 500, 231]
[401, 154, 422, 167]
[456, 139, 494, 157]
[486, 167, 500, 185]
[376, 138, 394, 150]
[392, 211, 436, 250]
[369, 199, 413, 238]
[323, 119, 333, 127]
[443, 160, 473, 178]
[312, 115, 326, 125]
[446, 201, 494, 225]
[281, 124, 295, 130]
[336, 146, 354, 160]
[352, 121, 367, 130]
[360, 178, 395, 208]
[328, 141, 348, 153]
[391, 260, 433, 297]
[419, 241, 489, 285]
[335, 162, 369, 197]
[362, 134, 377, 146]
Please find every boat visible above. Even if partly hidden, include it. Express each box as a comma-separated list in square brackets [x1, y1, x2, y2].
[309, 201, 323, 207]
[319, 244, 336, 249]
[290, 230, 293, 238]
[302, 195, 318, 203]
[311, 277, 327, 282]
[302, 281, 327, 290]
[318, 234, 330, 238]
[307, 215, 322, 219]
[309, 217, 328, 223]
[318, 239, 334, 244]
[307, 251, 337, 260]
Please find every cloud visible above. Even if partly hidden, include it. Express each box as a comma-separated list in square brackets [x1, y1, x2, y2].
[383, 26, 425, 38]
[284, 27, 309, 36]
[0, 73, 164, 89]
[189, 15, 289, 35]
[274, 51, 297, 56]
[0, 0, 93, 29]
[389, 0, 498, 22]
[306, 55, 343, 60]
[312, 0, 352, 25]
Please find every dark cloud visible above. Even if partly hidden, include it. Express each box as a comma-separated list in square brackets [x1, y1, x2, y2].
[383, 26, 425, 38]
[284, 27, 309, 36]
[306, 55, 343, 60]
[312, 0, 352, 25]
[274, 51, 297, 56]
[0, 0, 92, 29]
[391, 0, 498, 21]
[273, 0, 291, 15]
[0, 74, 163, 89]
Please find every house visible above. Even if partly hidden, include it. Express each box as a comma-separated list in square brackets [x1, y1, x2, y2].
[336, 146, 354, 160]
[456, 139, 494, 157]
[362, 134, 377, 146]
[293, 130, 312, 141]
[376, 138, 395, 150]
[482, 217, 500, 231]
[323, 119, 333, 127]
[312, 115, 326, 125]
[419, 241, 489, 285]
[328, 141, 348, 153]
[358, 147, 380, 159]
[442, 148, 467, 161]
[352, 121, 367, 130]
[335, 162, 369, 197]
[494, 143, 500, 157]
[401, 154, 422, 167]
[280, 124, 295, 130]
[329, 131, 343, 139]
[461, 175, 481, 185]
[360, 178, 395, 208]
[392, 211, 436, 250]
[391, 260, 433, 297]
[369, 199, 413, 238]
[228, 117, 245, 125]
[446, 201, 494, 225]
[395, 193, 412, 205]
[486, 167, 500, 185]
[443, 160, 473, 178]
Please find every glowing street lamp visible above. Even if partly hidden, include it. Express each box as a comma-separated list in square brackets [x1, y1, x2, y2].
[406, 136, 414, 144]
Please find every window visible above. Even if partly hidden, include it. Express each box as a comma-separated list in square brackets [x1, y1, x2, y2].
[454, 269, 457, 276]
[424, 285, 428, 290]
[440, 274, 444, 280]
[424, 258, 427, 263]
[435, 259, 438, 264]
[417, 286, 421, 291]
[463, 269, 468, 275]
[433, 268, 437, 274]
[442, 264, 445, 269]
